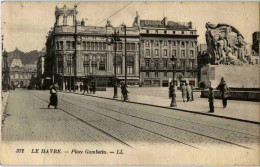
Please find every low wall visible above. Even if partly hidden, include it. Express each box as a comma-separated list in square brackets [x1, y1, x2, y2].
[201, 90, 260, 102]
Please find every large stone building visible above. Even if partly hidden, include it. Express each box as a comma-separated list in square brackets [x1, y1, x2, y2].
[45, 5, 140, 90]
[9, 59, 37, 88]
[132, 14, 199, 87]
[45, 5, 199, 89]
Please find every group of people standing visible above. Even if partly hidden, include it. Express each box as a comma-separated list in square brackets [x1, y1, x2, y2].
[180, 83, 194, 102]
[81, 83, 96, 94]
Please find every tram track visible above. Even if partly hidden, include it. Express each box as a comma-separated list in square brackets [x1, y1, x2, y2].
[59, 95, 255, 150]
[70, 92, 260, 138]
[27, 92, 133, 148]
[29, 91, 257, 150]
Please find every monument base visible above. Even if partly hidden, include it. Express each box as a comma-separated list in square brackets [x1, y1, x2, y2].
[200, 64, 260, 88]
[200, 64, 260, 101]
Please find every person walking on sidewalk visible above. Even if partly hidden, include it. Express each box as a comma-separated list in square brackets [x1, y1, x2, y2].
[92, 83, 96, 94]
[208, 87, 214, 113]
[48, 83, 58, 109]
[216, 77, 231, 108]
[181, 83, 187, 102]
[191, 84, 194, 101]
[83, 83, 89, 94]
[121, 83, 129, 101]
[186, 83, 192, 102]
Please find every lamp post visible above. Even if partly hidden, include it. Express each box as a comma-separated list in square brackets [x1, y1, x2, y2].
[121, 24, 127, 85]
[170, 56, 177, 107]
[73, 4, 78, 92]
[109, 29, 121, 98]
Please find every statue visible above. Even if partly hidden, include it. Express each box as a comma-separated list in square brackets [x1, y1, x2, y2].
[205, 22, 252, 65]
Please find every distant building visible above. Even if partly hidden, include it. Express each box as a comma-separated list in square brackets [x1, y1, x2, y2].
[132, 13, 199, 87]
[252, 31, 260, 54]
[9, 59, 37, 88]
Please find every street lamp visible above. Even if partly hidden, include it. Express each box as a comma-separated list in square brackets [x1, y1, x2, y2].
[73, 4, 78, 92]
[170, 56, 177, 107]
[108, 29, 121, 98]
[121, 23, 127, 85]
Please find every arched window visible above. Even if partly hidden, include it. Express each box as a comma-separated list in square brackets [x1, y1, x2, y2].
[113, 55, 122, 74]
[83, 54, 90, 73]
[57, 54, 63, 73]
[126, 56, 135, 74]
[91, 55, 97, 73]
[67, 54, 74, 74]
[99, 55, 106, 71]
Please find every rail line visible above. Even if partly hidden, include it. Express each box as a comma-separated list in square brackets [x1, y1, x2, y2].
[28, 92, 199, 149]
[67, 92, 260, 138]
[27, 92, 133, 148]
[29, 92, 256, 150]
[60, 95, 254, 150]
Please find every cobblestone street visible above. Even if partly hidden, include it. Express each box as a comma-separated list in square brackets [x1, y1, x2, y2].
[2, 90, 259, 151]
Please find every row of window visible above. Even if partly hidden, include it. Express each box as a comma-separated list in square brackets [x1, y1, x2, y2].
[56, 55, 135, 74]
[56, 41, 137, 51]
[145, 71, 194, 78]
[145, 30, 196, 35]
[145, 59, 195, 69]
[145, 40, 195, 48]
[145, 49, 194, 58]
[10, 74, 32, 79]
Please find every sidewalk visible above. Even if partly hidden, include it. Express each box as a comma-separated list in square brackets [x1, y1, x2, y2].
[66, 87, 260, 124]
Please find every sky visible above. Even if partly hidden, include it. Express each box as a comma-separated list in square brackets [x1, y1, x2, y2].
[1, 1, 259, 52]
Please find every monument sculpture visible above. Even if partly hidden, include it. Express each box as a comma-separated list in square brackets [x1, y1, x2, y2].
[205, 22, 252, 65]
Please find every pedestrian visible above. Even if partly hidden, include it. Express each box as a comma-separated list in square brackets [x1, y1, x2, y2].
[216, 77, 231, 108]
[186, 83, 192, 102]
[48, 83, 58, 109]
[121, 83, 129, 101]
[80, 84, 83, 92]
[92, 83, 96, 94]
[83, 83, 89, 94]
[191, 84, 194, 101]
[208, 87, 214, 113]
[181, 83, 187, 102]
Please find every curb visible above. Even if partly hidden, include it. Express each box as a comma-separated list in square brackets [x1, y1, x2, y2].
[65, 91, 260, 125]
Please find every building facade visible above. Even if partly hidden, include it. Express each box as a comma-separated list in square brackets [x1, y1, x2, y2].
[45, 5, 140, 90]
[9, 59, 37, 88]
[45, 5, 200, 89]
[132, 14, 199, 87]
[36, 48, 46, 89]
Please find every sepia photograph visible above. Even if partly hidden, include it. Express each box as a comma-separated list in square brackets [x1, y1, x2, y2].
[0, 1, 259, 165]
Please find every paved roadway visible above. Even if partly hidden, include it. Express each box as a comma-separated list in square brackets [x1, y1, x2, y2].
[2, 89, 260, 151]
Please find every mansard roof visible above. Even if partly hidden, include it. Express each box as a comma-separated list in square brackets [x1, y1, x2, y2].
[140, 20, 191, 30]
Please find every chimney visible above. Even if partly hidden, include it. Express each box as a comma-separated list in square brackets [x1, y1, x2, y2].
[188, 22, 193, 29]
[163, 17, 168, 26]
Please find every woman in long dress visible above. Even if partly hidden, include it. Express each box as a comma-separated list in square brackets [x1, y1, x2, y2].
[48, 84, 58, 109]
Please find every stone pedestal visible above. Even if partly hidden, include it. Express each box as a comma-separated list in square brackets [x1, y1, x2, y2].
[200, 64, 260, 88]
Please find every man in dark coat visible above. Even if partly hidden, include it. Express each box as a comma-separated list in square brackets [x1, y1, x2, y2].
[92, 83, 96, 94]
[216, 77, 231, 108]
[48, 84, 58, 109]
[208, 87, 214, 113]
[181, 83, 187, 102]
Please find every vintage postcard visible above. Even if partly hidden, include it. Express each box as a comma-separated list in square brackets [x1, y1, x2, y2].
[0, 1, 259, 165]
